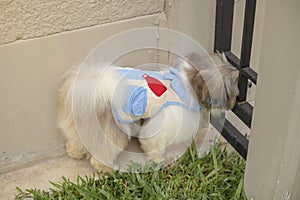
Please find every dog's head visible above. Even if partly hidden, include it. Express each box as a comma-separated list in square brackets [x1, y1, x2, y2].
[179, 53, 239, 113]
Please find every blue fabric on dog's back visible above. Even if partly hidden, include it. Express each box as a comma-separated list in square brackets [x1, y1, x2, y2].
[113, 67, 200, 124]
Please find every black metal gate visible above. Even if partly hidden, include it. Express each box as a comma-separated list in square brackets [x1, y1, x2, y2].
[211, 0, 257, 159]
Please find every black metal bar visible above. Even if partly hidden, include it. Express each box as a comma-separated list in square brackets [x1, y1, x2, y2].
[214, 0, 235, 52]
[211, 117, 249, 159]
[238, 0, 257, 102]
[242, 67, 257, 85]
[237, 75, 248, 102]
[232, 102, 253, 128]
[240, 0, 257, 68]
[224, 51, 257, 84]
[224, 51, 240, 67]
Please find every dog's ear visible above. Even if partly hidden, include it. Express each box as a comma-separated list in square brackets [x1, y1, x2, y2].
[179, 57, 212, 109]
[191, 72, 211, 109]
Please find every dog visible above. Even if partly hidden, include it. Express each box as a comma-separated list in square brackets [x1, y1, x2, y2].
[57, 53, 239, 172]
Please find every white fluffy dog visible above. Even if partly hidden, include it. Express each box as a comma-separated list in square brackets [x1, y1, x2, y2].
[57, 53, 239, 172]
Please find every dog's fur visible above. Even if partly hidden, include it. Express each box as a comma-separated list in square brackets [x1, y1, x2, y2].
[57, 53, 239, 172]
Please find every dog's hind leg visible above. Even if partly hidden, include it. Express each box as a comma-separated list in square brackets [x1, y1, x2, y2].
[139, 106, 199, 163]
[57, 68, 89, 159]
[64, 121, 90, 159]
[89, 109, 130, 171]
[138, 106, 182, 163]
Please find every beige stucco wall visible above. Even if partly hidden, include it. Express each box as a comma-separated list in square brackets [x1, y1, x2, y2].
[165, 0, 216, 52]
[0, 0, 165, 45]
[0, 14, 169, 173]
[0, 0, 166, 173]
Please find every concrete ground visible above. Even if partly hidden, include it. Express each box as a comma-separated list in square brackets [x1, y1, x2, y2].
[0, 156, 95, 200]
[0, 112, 249, 200]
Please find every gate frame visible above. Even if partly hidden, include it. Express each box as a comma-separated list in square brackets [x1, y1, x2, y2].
[211, 0, 257, 160]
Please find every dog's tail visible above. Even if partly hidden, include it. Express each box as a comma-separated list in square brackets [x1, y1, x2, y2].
[94, 67, 124, 111]
[57, 65, 122, 126]
[57, 66, 79, 131]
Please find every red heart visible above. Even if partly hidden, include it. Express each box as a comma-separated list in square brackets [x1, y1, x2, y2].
[143, 74, 167, 97]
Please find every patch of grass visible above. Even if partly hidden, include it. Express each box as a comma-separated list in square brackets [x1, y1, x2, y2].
[15, 142, 247, 200]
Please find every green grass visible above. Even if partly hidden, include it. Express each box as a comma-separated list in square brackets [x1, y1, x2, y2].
[15, 142, 247, 200]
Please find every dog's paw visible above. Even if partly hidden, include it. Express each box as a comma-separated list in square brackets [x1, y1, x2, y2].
[65, 141, 88, 159]
[90, 157, 113, 173]
[148, 152, 165, 164]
